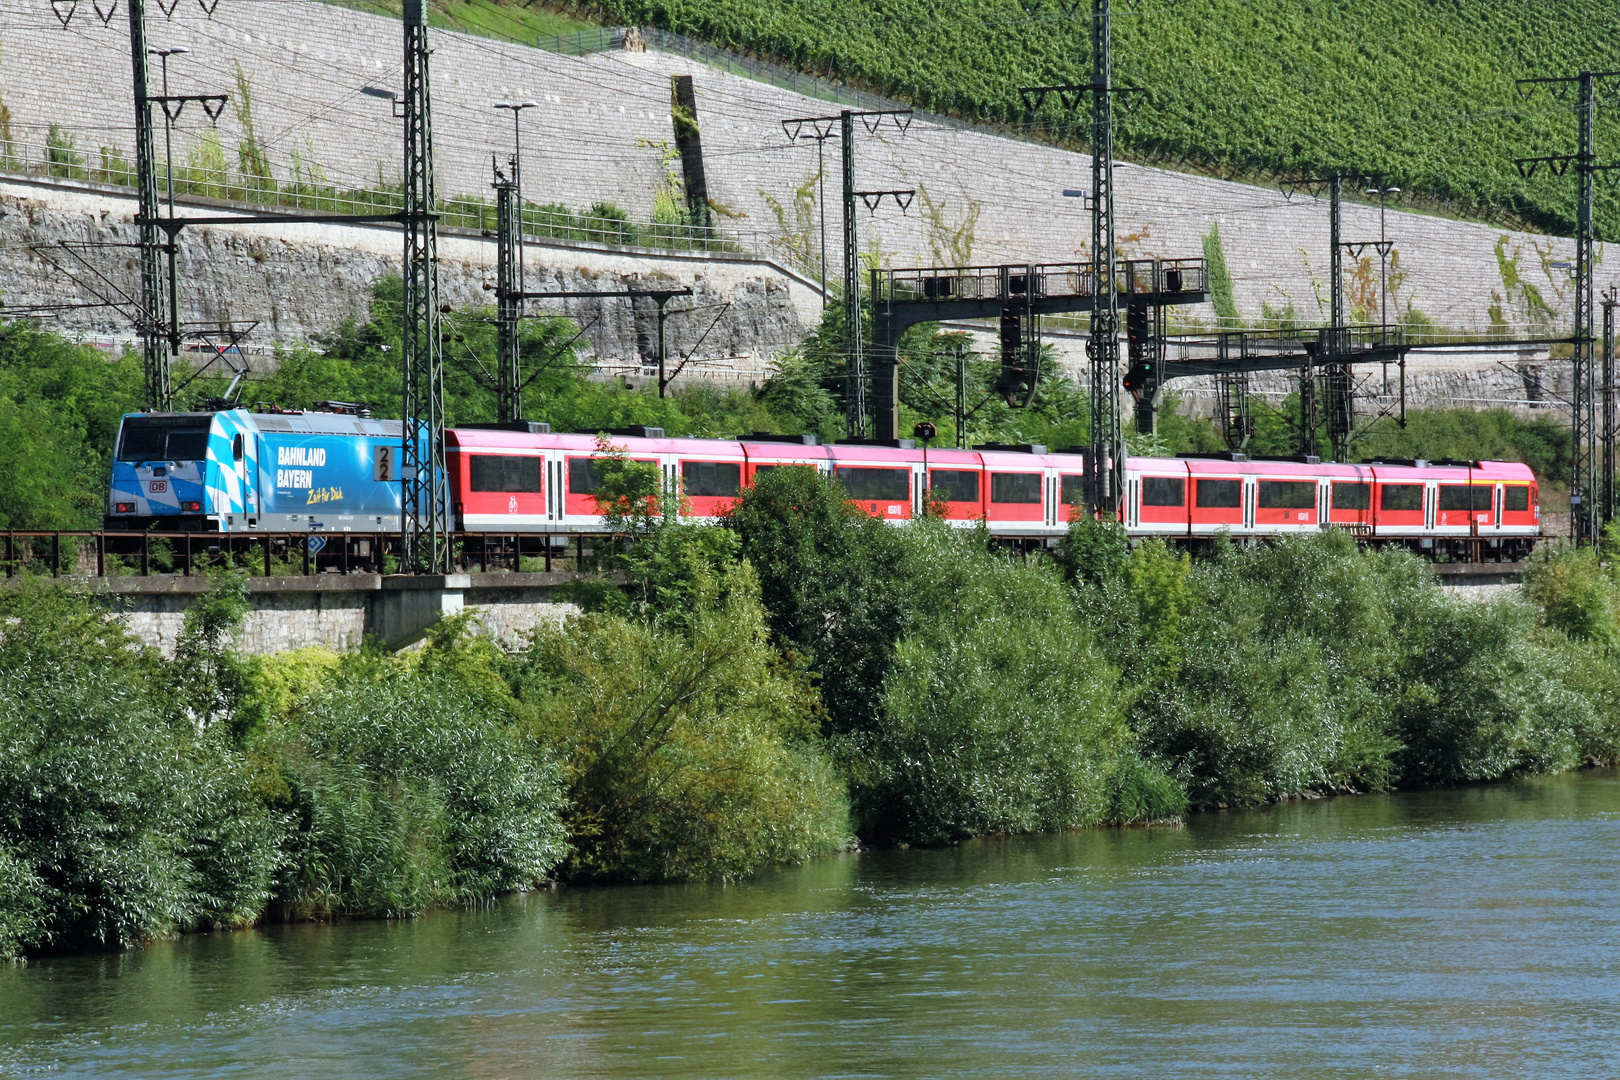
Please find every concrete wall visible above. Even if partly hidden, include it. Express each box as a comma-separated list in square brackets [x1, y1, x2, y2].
[69, 572, 578, 656]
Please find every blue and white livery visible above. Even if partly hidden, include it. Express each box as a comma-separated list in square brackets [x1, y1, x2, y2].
[107, 408, 407, 533]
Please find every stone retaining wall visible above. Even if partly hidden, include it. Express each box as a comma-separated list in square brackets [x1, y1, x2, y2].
[0, 175, 819, 375]
[0, 1, 1608, 397]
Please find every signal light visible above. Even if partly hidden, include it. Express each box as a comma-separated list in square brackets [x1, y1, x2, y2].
[115, 502, 134, 514]
[181, 501, 202, 512]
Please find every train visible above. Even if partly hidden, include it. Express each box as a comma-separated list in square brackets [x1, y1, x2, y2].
[106, 406, 1541, 561]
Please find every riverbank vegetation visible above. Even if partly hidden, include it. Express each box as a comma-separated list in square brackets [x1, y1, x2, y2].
[6, 460, 1620, 961]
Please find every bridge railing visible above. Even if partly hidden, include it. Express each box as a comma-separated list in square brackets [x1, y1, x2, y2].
[0, 531, 617, 580]
[877, 258, 1208, 305]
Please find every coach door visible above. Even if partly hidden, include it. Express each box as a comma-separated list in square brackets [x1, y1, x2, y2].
[1048, 468, 1065, 530]
[545, 451, 565, 530]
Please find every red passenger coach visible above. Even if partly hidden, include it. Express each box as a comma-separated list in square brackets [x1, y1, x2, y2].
[446, 427, 1540, 561]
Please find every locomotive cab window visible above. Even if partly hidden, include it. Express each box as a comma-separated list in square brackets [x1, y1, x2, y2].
[990, 472, 1042, 504]
[1196, 478, 1242, 508]
[929, 469, 979, 503]
[1332, 482, 1371, 510]
[682, 460, 741, 498]
[1142, 476, 1185, 506]
[470, 455, 542, 493]
[1258, 480, 1315, 509]
[1381, 484, 1423, 511]
[1439, 485, 1493, 512]
[1505, 486, 1530, 512]
[1060, 474, 1085, 506]
[835, 466, 910, 502]
[117, 416, 210, 461]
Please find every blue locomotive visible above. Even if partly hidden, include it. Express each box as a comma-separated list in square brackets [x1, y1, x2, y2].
[106, 408, 407, 532]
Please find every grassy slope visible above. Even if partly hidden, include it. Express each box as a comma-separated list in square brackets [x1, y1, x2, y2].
[440, 0, 1620, 237]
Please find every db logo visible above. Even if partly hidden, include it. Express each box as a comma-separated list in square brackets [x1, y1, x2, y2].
[148, 480, 167, 493]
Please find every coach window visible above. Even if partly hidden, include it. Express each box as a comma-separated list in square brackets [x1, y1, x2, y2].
[471, 455, 542, 493]
[1504, 486, 1530, 512]
[1257, 480, 1315, 509]
[1142, 476, 1185, 506]
[682, 460, 741, 498]
[930, 469, 979, 503]
[568, 458, 604, 495]
[1196, 478, 1242, 508]
[990, 472, 1042, 504]
[1060, 474, 1085, 505]
[835, 466, 911, 502]
[1381, 484, 1423, 511]
[1332, 482, 1371, 510]
[1438, 485, 1492, 512]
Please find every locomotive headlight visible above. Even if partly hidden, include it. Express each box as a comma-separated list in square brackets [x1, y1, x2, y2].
[114, 502, 135, 514]
[181, 501, 202, 512]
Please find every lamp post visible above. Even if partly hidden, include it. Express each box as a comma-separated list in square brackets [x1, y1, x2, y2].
[493, 100, 538, 293]
[1365, 185, 1400, 332]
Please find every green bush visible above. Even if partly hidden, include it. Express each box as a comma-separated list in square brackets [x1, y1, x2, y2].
[1392, 590, 1586, 784]
[1524, 542, 1620, 646]
[509, 564, 849, 882]
[1124, 534, 1417, 805]
[725, 465, 913, 739]
[256, 647, 568, 919]
[0, 585, 282, 958]
[0, 845, 44, 962]
[861, 523, 1173, 843]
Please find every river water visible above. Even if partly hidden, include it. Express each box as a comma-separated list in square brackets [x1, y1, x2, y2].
[3, 771, 1619, 1079]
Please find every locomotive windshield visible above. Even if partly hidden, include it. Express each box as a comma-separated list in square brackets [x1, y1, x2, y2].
[117, 416, 210, 462]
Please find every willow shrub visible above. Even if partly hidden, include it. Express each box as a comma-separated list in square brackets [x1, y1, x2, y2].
[1390, 588, 1587, 785]
[250, 637, 569, 920]
[724, 463, 913, 739]
[508, 563, 850, 883]
[863, 523, 1181, 844]
[1107, 532, 1417, 806]
[1094, 530, 1601, 805]
[0, 584, 282, 959]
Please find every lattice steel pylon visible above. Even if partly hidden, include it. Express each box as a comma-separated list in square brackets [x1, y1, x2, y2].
[1575, 71, 1598, 544]
[400, 0, 448, 573]
[1516, 69, 1620, 543]
[1322, 173, 1352, 459]
[1088, 0, 1122, 512]
[840, 110, 864, 438]
[126, 0, 168, 410]
[493, 163, 521, 423]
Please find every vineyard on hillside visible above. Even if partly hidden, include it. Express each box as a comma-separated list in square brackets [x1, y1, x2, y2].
[453, 0, 1620, 238]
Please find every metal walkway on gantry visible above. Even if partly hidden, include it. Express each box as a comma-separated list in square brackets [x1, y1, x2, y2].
[868, 258, 1209, 441]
